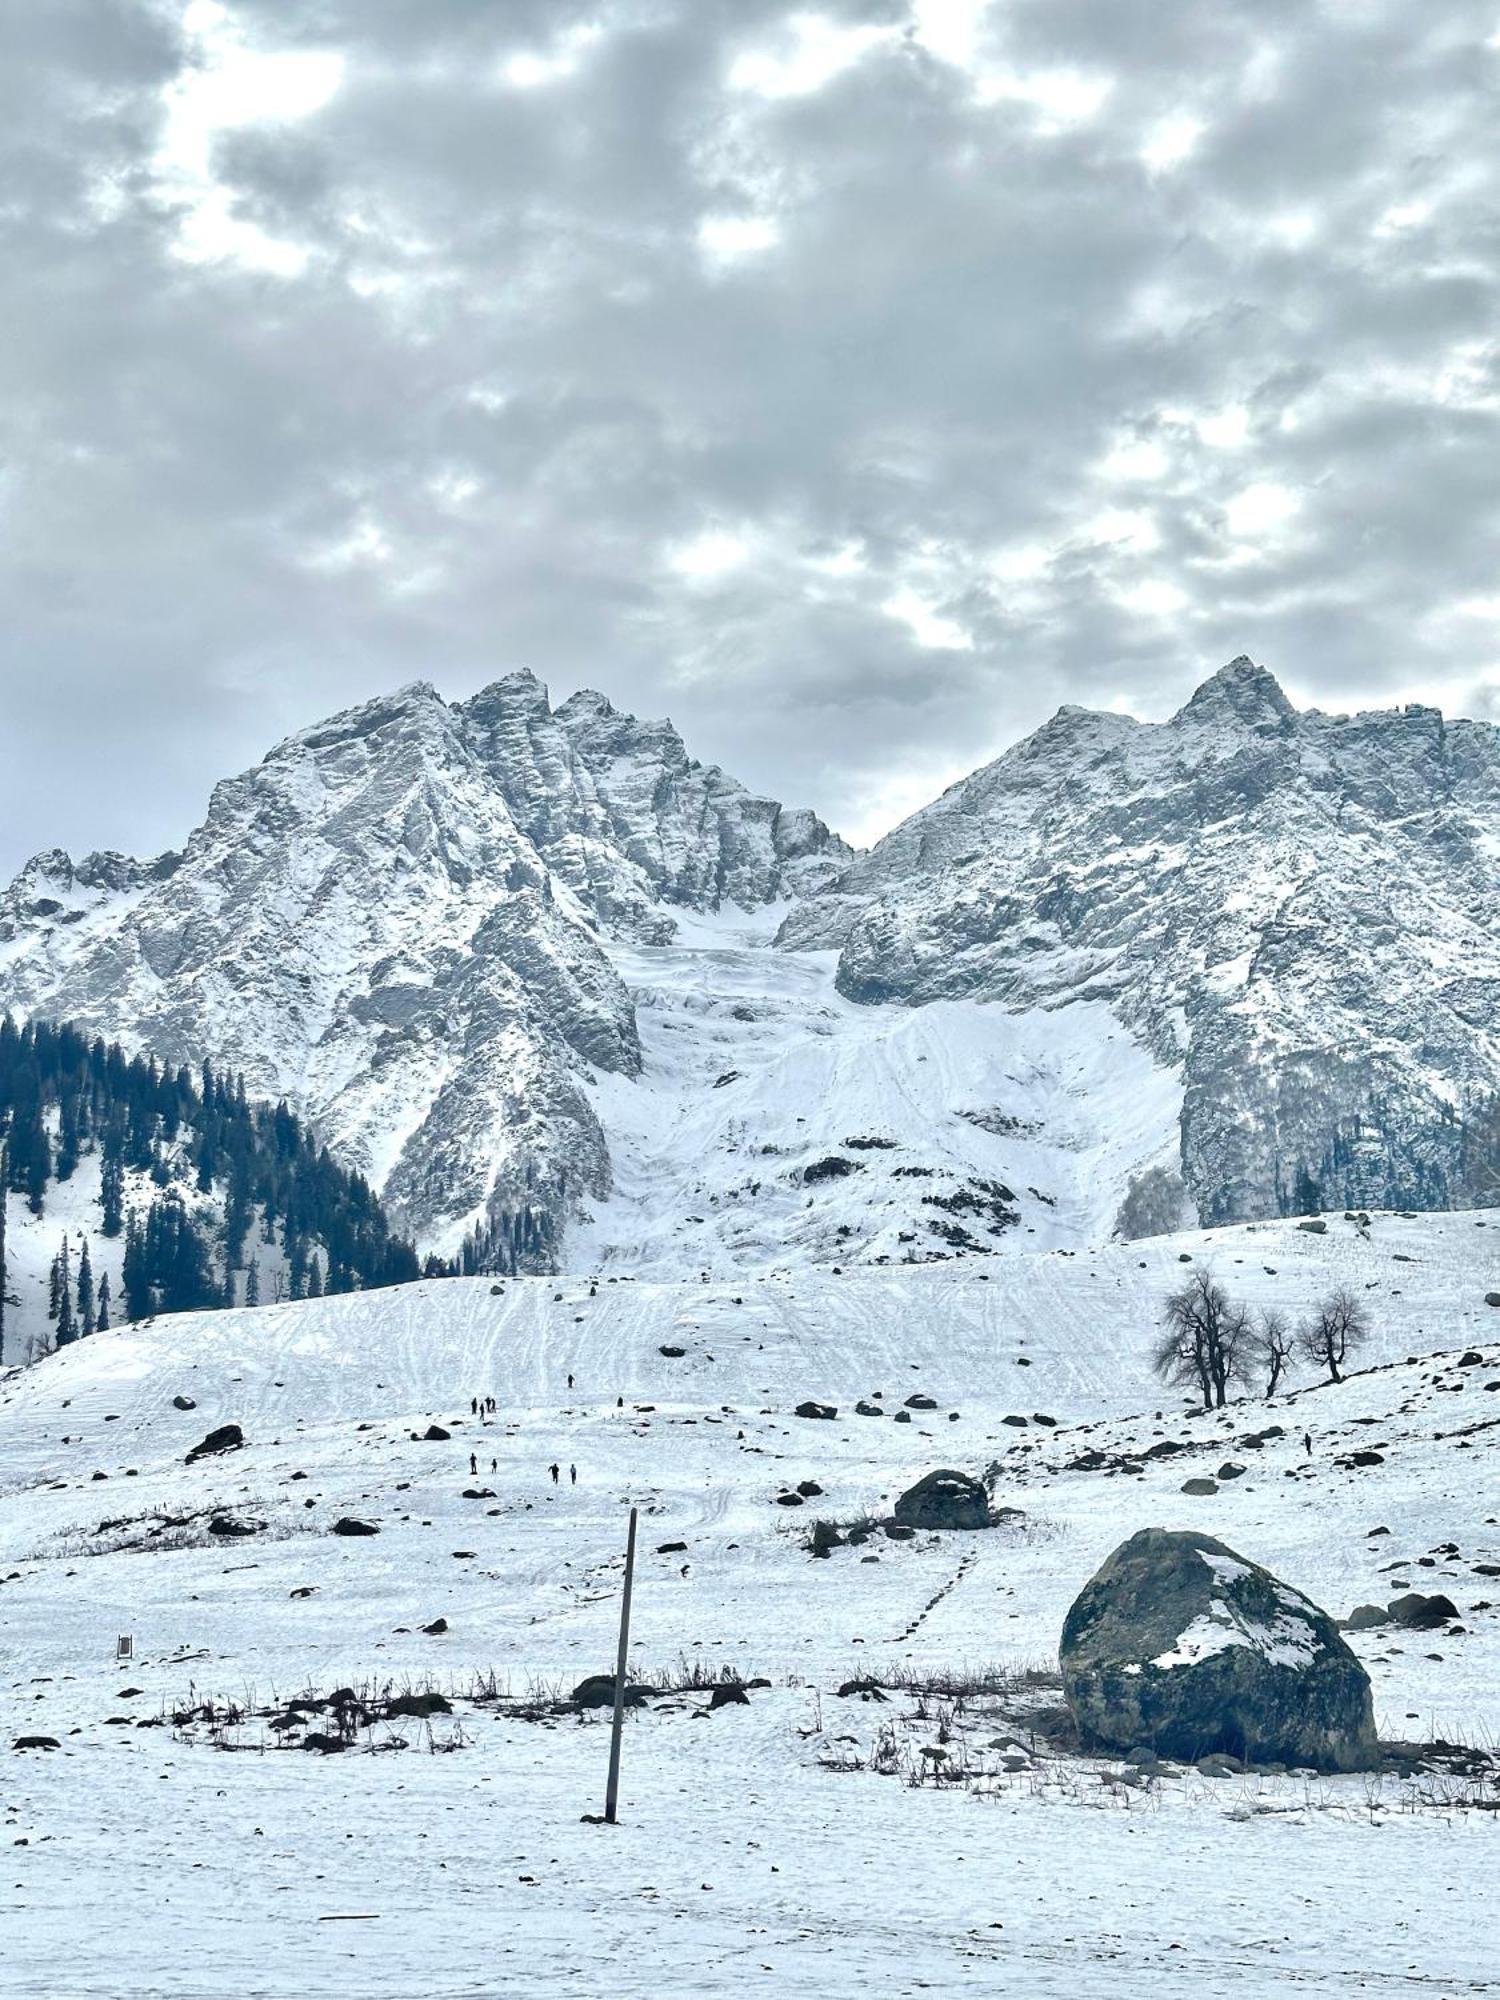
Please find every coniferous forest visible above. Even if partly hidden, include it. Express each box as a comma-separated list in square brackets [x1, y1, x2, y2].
[0, 1016, 424, 1362]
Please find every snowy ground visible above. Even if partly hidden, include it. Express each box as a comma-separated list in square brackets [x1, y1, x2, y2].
[3, 1209, 1499, 1996]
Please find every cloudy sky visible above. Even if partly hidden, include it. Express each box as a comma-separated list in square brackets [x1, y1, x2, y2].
[2, 0, 1498, 874]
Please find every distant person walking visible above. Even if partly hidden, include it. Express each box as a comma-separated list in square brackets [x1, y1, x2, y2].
[1303, 1431, 1312, 1457]
[569, 1464, 577, 1485]
[567, 1373, 574, 1390]
[549, 1462, 560, 1484]
[470, 1397, 478, 1416]
[469, 1452, 478, 1476]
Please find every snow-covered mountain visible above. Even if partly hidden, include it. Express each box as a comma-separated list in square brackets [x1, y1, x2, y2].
[0, 676, 845, 1258]
[782, 657, 1500, 1227]
[7, 656, 1500, 1269]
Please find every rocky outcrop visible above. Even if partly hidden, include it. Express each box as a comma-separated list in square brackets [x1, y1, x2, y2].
[1059, 1527, 1377, 1771]
[784, 659, 1500, 1225]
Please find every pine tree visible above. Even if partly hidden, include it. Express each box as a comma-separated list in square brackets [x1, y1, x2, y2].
[121, 1211, 151, 1323]
[77, 1240, 95, 1335]
[99, 1150, 125, 1237]
[244, 1258, 260, 1308]
[305, 1253, 323, 1300]
[95, 1272, 111, 1333]
[55, 1258, 76, 1346]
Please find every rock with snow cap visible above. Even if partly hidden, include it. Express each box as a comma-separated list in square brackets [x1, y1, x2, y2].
[1059, 1527, 1377, 1771]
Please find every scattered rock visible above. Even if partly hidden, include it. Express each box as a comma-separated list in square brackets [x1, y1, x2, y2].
[1181, 1477, 1220, 1496]
[882, 1522, 915, 1542]
[1217, 1464, 1246, 1481]
[796, 1479, 823, 1497]
[572, 1675, 650, 1711]
[707, 1683, 749, 1710]
[656, 1541, 688, 1555]
[893, 1469, 989, 1530]
[207, 1516, 259, 1538]
[1297, 1219, 1328, 1235]
[1386, 1591, 1460, 1630]
[171, 1395, 196, 1412]
[420, 1425, 451, 1443]
[1060, 1527, 1378, 1772]
[12, 1736, 60, 1752]
[386, 1692, 452, 1718]
[854, 1401, 884, 1417]
[185, 1423, 243, 1465]
[905, 1394, 938, 1411]
[330, 1518, 379, 1537]
[794, 1402, 837, 1421]
[659, 1346, 686, 1359]
[1340, 1604, 1390, 1632]
[421, 1618, 449, 1636]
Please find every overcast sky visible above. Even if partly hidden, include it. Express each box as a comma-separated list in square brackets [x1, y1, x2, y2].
[2, 0, 1498, 875]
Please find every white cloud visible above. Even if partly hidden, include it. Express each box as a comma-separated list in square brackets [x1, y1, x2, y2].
[667, 529, 754, 580]
[697, 213, 780, 268]
[882, 587, 973, 651]
[1196, 405, 1250, 449]
[729, 15, 894, 99]
[1116, 577, 1189, 617]
[155, 2, 343, 275]
[1224, 481, 1301, 539]
[1097, 436, 1171, 483]
[1140, 112, 1206, 173]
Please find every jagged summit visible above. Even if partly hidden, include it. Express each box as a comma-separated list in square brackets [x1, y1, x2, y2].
[0, 670, 845, 1261]
[1173, 654, 1294, 729]
[782, 662, 1500, 1228]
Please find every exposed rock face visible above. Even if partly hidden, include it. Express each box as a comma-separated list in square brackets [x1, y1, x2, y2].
[460, 673, 849, 939]
[0, 676, 842, 1261]
[784, 658, 1500, 1225]
[892, 1469, 990, 1530]
[1059, 1527, 1377, 1771]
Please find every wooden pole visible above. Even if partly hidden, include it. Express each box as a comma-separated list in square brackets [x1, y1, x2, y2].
[603, 1504, 638, 1825]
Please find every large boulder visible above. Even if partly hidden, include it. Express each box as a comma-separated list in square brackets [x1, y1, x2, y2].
[1060, 1528, 1377, 1772]
[892, 1469, 990, 1531]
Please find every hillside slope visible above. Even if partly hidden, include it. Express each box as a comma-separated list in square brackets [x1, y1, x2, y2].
[2, 1209, 1498, 1996]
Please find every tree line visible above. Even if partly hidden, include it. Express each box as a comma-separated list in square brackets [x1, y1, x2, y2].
[1, 1016, 425, 1361]
[1153, 1264, 1370, 1410]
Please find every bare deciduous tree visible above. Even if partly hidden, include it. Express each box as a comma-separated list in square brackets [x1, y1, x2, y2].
[1153, 1266, 1250, 1409]
[1297, 1288, 1370, 1383]
[1252, 1308, 1295, 1396]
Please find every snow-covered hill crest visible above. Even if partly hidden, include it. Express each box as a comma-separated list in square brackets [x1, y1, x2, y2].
[782, 658, 1500, 1227]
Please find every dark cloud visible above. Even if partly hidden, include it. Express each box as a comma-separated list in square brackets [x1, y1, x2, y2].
[2, 0, 1497, 870]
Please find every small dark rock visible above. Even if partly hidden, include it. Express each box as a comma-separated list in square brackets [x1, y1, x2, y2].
[185, 1423, 243, 1465]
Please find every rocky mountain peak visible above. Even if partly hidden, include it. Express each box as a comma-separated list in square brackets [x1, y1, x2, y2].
[1172, 655, 1295, 731]
[784, 664, 1500, 1230]
[0, 670, 843, 1263]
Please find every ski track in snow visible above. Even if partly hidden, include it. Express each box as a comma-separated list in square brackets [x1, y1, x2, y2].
[2, 1208, 1500, 1995]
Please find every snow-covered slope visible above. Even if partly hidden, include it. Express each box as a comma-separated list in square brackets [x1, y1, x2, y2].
[576, 909, 1182, 1270]
[784, 657, 1500, 1228]
[0, 679, 844, 1258]
[3, 1209, 1499, 1995]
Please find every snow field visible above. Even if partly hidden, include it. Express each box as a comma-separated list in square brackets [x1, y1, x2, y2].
[2, 1209, 1500, 1993]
